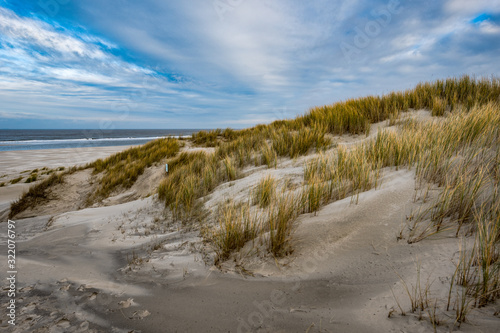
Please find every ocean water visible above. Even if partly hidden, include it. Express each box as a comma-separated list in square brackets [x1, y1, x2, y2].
[0, 129, 202, 151]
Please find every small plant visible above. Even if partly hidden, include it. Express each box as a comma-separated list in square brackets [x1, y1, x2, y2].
[431, 97, 447, 116]
[175, 174, 197, 214]
[25, 174, 38, 183]
[222, 156, 237, 181]
[10, 176, 23, 184]
[126, 251, 145, 267]
[191, 129, 221, 147]
[210, 201, 260, 263]
[388, 110, 400, 126]
[303, 176, 325, 213]
[392, 262, 444, 329]
[267, 193, 299, 256]
[261, 141, 277, 168]
[426, 299, 441, 332]
[253, 175, 276, 208]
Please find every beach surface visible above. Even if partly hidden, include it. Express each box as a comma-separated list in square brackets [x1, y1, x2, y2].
[0, 145, 136, 176]
[1, 125, 499, 332]
[0, 146, 137, 222]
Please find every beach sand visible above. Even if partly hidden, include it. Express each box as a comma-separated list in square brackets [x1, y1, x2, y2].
[0, 145, 137, 176]
[0, 145, 137, 222]
[1, 124, 499, 332]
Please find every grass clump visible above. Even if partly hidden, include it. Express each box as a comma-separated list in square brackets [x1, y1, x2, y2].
[192, 129, 220, 147]
[386, 103, 500, 324]
[259, 141, 277, 168]
[208, 193, 299, 261]
[25, 174, 38, 183]
[267, 193, 300, 256]
[431, 97, 448, 116]
[270, 125, 331, 159]
[209, 201, 260, 263]
[192, 128, 238, 147]
[253, 175, 276, 208]
[9, 173, 64, 218]
[10, 176, 23, 184]
[222, 156, 237, 181]
[302, 176, 326, 213]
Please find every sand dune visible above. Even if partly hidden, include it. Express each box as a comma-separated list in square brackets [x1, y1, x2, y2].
[1, 115, 499, 332]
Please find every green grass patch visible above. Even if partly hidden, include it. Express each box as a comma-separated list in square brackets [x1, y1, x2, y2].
[25, 174, 38, 183]
[10, 176, 23, 184]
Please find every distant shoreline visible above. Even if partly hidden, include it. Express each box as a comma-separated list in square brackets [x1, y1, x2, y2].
[0, 129, 199, 152]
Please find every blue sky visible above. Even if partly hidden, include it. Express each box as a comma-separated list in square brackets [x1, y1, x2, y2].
[0, 0, 499, 129]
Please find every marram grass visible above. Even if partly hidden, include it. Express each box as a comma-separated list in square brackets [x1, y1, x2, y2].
[253, 175, 276, 208]
[88, 137, 180, 203]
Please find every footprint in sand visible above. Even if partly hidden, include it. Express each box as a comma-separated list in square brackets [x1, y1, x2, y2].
[88, 292, 98, 300]
[19, 286, 34, 293]
[129, 309, 150, 320]
[118, 298, 135, 308]
[19, 302, 37, 314]
[77, 284, 87, 291]
[56, 317, 71, 328]
[79, 321, 89, 331]
[59, 284, 71, 291]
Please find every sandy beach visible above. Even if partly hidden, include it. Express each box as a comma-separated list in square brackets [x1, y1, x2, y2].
[0, 146, 137, 177]
[1, 113, 499, 333]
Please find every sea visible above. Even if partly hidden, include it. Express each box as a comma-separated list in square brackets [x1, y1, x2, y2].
[0, 129, 203, 152]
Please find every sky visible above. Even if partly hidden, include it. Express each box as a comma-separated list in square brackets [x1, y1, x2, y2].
[0, 0, 499, 129]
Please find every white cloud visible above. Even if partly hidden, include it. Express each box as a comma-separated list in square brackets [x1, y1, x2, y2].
[479, 21, 500, 34]
[0, 8, 105, 59]
[444, 0, 500, 14]
[380, 49, 422, 63]
[0, 7, 182, 93]
[48, 68, 118, 85]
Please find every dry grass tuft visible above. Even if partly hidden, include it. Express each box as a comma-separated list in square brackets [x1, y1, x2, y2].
[209, 201, 261, 263]
[267, 193, 300, 256]
[9, 173, 65, 218]
[253, 175, 276, 208]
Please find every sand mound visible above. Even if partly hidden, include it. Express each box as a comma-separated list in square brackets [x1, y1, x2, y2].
[2, 110, 499, 332]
